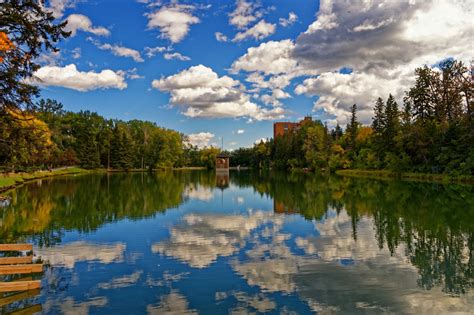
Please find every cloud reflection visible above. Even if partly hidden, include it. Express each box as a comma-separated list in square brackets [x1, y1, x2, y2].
[38, 241, 126, 268]
[147, 290, 197, 315]
[151, 212, 272, 268]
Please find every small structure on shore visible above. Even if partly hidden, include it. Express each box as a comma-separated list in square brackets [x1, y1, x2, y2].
[215, 152, 230, 171]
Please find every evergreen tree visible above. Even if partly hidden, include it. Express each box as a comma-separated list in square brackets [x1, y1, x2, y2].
[383, 94, 400, 152]
[346, 104, 358, 151]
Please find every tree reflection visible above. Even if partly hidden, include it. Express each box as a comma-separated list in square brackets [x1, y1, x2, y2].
[232, 172, 474, 295]
[0, 170, 472, 295]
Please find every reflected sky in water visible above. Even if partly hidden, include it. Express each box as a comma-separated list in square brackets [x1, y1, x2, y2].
[0, 171, 473, 314]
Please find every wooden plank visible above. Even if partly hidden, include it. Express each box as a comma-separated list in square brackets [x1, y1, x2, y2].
[0, 264, 42, 275]
[0, 244, 32, 252]
[9, 304, 42, 315]
[0, 281, 41, 293]
[0, 289, 40, 307]
[0, 256, 32, 265]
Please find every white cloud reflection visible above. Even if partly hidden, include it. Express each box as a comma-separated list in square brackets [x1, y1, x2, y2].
[37, 241, 126, 268]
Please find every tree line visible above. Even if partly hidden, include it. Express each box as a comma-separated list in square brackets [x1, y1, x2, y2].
[0, 100, 224, 171]
[231, 59, 473, 175]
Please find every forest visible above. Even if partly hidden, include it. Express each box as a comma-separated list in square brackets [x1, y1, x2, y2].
[232, 59, 474, 175]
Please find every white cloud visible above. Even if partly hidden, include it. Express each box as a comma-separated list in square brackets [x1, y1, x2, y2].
[164, 52, 191, 61]
[231, 40, 299, 76]
[294, 0, 473, 73]
[231, 40, 310, 107]
[295, 70, 409, 125]
[186, 132, 215, 148]
[65, 14, 110, 37]
[230, 0, 473, 125]
[233, 20, 276, 42]
[146, 4, 200, 43]
[254, 137, 268, 145]
[47, 0, 81, 18]
[151, 65, 284, 120]
[229, 0, 260, 29]
[237, 129, 245, 134]
[71, 47, 81, 59]
[215, 32, 228, 42]
[118, 68, 144, 80]
[279, 12, 298, 27]
[145, 46, 168, 58]
[33, 64, 127, 91]
[96, 43, 144, 62]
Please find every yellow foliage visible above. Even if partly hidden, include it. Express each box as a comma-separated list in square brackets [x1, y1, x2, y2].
[331, 144, 344, 155]
[7, 109, 53, 146]
[0, 31, 15, 62]
[356, 126, 373, 143]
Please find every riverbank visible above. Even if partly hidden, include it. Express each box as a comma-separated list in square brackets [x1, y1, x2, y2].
[0, 167, 91, 194]
[336, 169, 474, 184]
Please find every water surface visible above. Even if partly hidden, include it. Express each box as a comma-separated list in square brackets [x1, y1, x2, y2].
[0, 171, 473, 314]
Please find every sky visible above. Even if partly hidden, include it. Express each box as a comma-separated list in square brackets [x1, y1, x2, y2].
[35, 0, 473, 149]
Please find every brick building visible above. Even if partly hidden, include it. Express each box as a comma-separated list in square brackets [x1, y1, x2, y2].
[273, 116, 313, 139]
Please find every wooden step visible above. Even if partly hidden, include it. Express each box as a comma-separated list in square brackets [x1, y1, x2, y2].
[0, 244, 32, 252]
[0, 256, 33, 265]
[0, 264, 42, 275]
[0, 281, 41, 293]
[0, 289, 40, 307]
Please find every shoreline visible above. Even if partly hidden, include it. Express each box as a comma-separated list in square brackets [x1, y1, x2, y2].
[335, 169, 474, 185]
[0, 167, 92, 194]
[2, 167, 472, 196]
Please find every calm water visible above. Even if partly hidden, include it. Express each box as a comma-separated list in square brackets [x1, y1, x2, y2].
[0, 171, 473, 314]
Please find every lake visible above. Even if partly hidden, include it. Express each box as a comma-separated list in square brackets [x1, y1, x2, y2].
[0, 171, 473, 314]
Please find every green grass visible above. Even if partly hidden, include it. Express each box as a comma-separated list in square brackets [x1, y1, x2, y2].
[336, 169, 474, 184]
[0, 167, 90, 192]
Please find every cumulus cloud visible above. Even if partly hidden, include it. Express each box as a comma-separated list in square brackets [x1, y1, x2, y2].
[95, 42, 144, 62]
[65, 14, 110, 37]
[164, 52, 191, 61]
[295, 70, 410, 125]
[186, 132, 215, 148]
[231, 40, 310, 107]
[233, 20, 276, 42]
[215, 32, 228, 42]
[231, 0, 473, 125]
[229, 0, 260, 29]
[237, 129, 245, 134]
[291, 0, 473, 124]
[151, 65, 284, 120]
[146, 4, 200, 43]
[33, 64, 127, 91]
[279, 12, 298, 27]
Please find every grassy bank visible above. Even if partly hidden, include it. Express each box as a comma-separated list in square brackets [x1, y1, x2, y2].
[336, 169, 474, 184]
[0, 167, 91, 193]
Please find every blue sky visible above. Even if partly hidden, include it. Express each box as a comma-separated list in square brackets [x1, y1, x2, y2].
[36, 0, 473, 148]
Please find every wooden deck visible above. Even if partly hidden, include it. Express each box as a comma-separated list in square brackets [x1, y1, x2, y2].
[0, 244, 42, 313]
